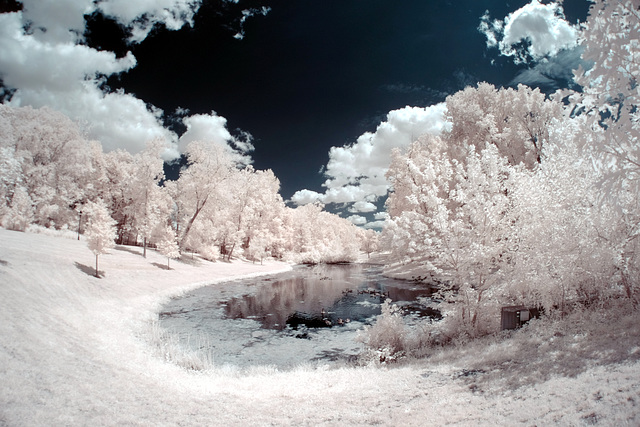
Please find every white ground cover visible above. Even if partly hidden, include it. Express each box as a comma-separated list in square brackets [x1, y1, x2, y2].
[1, 227, 639, 426]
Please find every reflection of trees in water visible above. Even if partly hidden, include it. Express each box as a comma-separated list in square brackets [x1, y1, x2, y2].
[386, 286, 435, 302]
[223, 264, 438, 329]
[224, 265, 363, 329]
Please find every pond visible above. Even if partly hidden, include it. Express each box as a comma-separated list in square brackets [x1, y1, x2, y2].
[159, 263, 440, 369]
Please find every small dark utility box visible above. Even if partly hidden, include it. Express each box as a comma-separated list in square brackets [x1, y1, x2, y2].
[501, 305, 532, 330]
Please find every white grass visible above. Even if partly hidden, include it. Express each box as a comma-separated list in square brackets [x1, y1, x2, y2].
[1, 227, 639, 425]
[148, 320, 216, 371]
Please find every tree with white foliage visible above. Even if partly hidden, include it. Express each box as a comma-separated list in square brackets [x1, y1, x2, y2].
[387, 134, 515, 335]
[360, 229, 380, 259]
[245, 229, 270, 264]
[284, 203, 363, 264]
[0, 105, 102, 229]
[0, 104, 373, 268]
[156, 225, 180, 270]
[175, 140, 235, 249]
[222, 167, 284, 260]
[566, 0, 640, 304]
[127, 140, 172, 257]
[503, 118, 619, 313]
[0, 147, 22, 208]
[445, 82, 562, 167]
[2, 186, 34, 232]
[383, 81, 625, 336]
[102, 149, 136, 244]
[85, 199, 116, 278]
[571, 0, 640, 168]
[0, 146, 32, 231]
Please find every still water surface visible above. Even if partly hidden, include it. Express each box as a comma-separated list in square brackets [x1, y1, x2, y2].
[223, 263, 439, 329]
[159, 263, 439, 368]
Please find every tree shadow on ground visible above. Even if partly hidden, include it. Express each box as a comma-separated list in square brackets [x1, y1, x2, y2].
[74, 261, 102, 278]
[114, 245, 142, 256]
[311, 348, 357, 364]
[151, 262, 170, 270]
[177, 254, 202, 266]
[0, 259, 8, 266]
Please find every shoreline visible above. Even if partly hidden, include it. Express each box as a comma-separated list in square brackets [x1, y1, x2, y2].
[1, 227, 638, 426]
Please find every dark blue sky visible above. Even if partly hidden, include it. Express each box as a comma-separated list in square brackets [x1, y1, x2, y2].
[95, 0, 589, 201]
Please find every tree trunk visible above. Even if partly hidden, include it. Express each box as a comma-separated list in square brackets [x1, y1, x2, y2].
[77, 211, 82, 240]
[143, 236, 147, 258]
[180, 197, 208, 248]
[227, 242, 235, 261]
[95, 254, 99, 278]
[471, 289, 484, 329]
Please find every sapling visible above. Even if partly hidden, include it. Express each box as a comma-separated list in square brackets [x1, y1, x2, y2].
[157, 226, 180, 269]
[85, 199, 116, 277]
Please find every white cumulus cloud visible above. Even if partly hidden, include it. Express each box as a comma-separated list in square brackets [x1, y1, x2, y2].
[0, 13, 136, 91]
[0, 1, 252, 162]
[290, 189, 323, 206]
[20, 0, 96, 43]
[364, 220, 386, 230]
[97, 0, 202, 42]
[179, 113, 233, 152]
[179, 112, 252, 164]
[291, 103, 449, 209]
[346, 215, 367, 226]
[18, 0, 202, 44]
[349, 201, 377, 213]
[479, 0, 579, 64]
[374, 212, 389, 220]
[363, 212, 390, 230]
[0, 12, 177, 157]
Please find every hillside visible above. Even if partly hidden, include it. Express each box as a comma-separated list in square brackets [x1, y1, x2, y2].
[0, 228, 638, 426]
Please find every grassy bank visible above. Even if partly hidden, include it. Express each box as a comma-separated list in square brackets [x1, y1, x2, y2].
[0, 228, 638, 426]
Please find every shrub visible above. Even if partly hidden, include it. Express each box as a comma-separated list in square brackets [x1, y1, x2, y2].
[357, 299, 408, 364]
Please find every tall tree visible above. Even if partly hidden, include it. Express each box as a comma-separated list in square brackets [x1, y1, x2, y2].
[0, 105, 100, 229]
[223, 167, 284, 260]
[383, 82, 622, 334]
[103, 149, 136, 244]
[568, 0, 640, 304]
[128, 139, 171, 257]
[175, 140, 235, 249]
[446, 83, 562, 167]
[0, 146, 31, 230]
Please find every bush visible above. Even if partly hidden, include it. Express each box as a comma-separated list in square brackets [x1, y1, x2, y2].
[357, 299, 408, 365]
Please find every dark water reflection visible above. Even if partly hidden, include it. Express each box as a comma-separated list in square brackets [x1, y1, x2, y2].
[223, 264, 440, 330]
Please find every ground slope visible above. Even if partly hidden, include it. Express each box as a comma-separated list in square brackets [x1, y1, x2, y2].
[0, 228, 638, 426]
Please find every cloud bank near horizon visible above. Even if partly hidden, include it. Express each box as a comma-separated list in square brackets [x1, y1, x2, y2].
[0, 0, 257, 161]
[291, 103, 450, 226]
